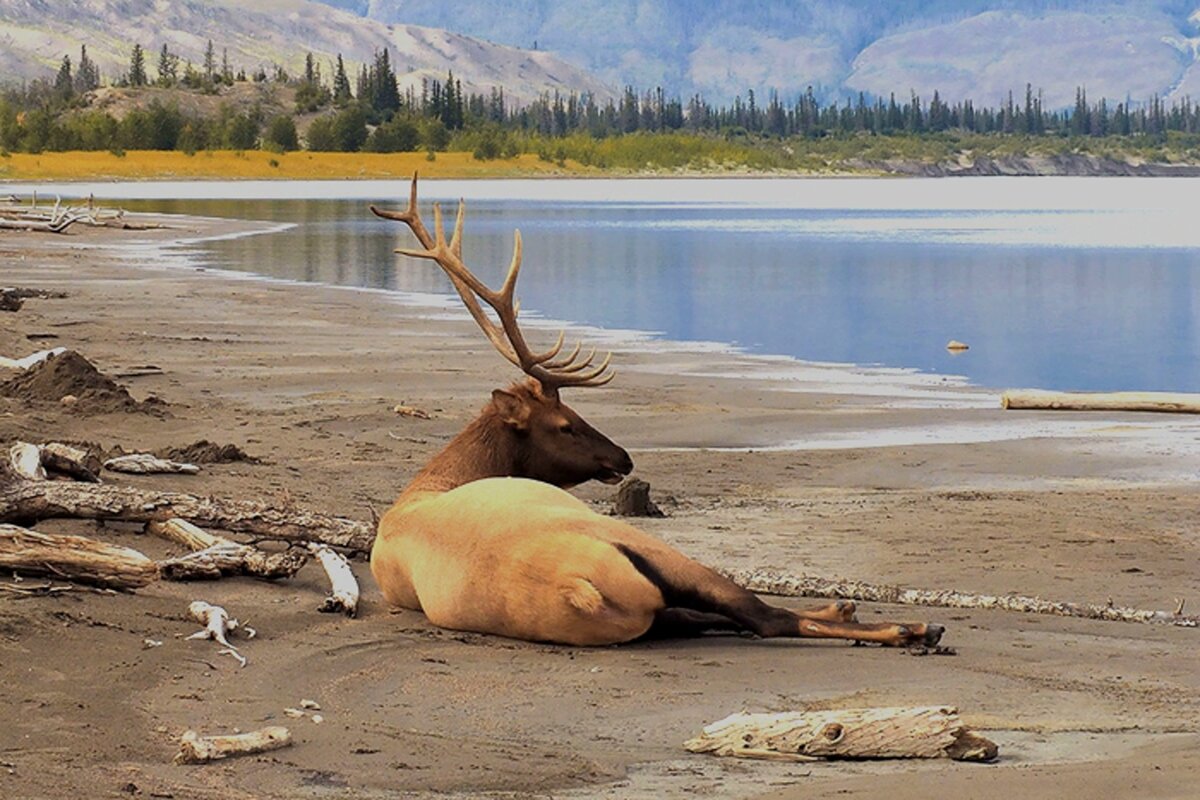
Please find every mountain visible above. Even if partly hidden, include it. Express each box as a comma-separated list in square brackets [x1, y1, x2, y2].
[0, 0, 615, 105]
[323, 0, 1200, 107]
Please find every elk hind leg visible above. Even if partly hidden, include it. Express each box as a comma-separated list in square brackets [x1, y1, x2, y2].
[614, 544, 942, 647]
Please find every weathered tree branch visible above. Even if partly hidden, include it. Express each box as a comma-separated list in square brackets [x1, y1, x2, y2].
[308, 543, 360, 617]
[722, 568, 1199, 627]
[0, 524, 158, 590]
[149, 518, 307, 581]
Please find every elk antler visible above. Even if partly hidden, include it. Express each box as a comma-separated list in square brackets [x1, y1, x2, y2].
[370, 175, 615, 394]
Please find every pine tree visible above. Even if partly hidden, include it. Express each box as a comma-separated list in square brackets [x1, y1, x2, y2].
[204, 40, 216, 81]
[129, 43, 147, 87]
[370, 49, 400, 114]
[75, 45, 99, 93]
[332, 55, 353, 105]
[222, 48, 233, 84]
[157, 44, 179, 87]
[54, 55, 74, 99]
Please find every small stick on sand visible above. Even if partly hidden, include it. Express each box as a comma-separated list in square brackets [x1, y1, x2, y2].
[174, 726, 292, 764]
[186, 600, 252, 667]
[308, 543, 360, 617]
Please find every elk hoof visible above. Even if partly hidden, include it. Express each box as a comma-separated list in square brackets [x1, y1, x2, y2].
[919, 624, 945, 646]
[835, 600, 857, 622]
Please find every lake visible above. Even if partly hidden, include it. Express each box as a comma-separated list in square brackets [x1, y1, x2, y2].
[19, 177, 1200, 393]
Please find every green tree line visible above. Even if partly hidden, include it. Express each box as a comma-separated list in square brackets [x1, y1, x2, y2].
[3, 40, 1200, 164]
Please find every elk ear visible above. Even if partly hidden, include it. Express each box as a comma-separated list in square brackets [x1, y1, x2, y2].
[491, 389, 531, 431]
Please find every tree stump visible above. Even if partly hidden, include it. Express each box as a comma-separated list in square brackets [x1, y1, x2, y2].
[612, 477, 664, 517]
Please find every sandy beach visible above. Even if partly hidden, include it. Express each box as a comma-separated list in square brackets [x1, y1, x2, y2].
[2, 214, 1199, 799]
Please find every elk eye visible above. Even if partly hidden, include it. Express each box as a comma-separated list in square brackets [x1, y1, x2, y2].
[559, 423, 574, 435]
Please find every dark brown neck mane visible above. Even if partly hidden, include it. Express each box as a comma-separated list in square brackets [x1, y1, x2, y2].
[398, 409, 519, 502]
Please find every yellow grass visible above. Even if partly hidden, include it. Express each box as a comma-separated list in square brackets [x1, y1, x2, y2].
[0, 150, 599, 181]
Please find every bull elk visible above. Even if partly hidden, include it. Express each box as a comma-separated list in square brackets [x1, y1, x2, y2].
[369, 177, 944, 648]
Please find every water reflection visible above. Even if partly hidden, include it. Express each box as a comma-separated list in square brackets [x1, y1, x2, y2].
[126, 198, 1200, 393]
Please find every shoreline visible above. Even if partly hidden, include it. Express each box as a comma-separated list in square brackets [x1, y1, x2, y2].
[4, 150, 1200, 184]
[3, 213, 1200, 799]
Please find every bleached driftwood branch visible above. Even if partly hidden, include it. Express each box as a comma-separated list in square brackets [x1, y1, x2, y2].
[8, 443, 46, 481]
[0, 347, 67, 369]
[150, 518, 307, 581]
[187, 600, 253, 667]
[308, 543, 360, 617]
[104, 453, 200, 475]
[685, 707, 997, 762]
[8, 441, 102, 483]
[0, 524, 158, 590]
[175, 727, 292, 764]
[0, 474, 375, 551]
[1001, 389, 1200, 414]
[722, 568, 1199, 627]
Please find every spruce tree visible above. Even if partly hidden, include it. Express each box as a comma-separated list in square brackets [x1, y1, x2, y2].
[332, 55, 353, 105]
[157, 44, 179, 87]
[75, 45, 99, 93]
[204, 40, 216, 81]
[54, 55, 74, 100]
[129, 44, 147, 87]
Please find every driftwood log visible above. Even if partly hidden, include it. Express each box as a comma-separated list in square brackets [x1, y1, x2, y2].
[685, 707, 997, 762]
[308, 543, 360, 616]
[0, 475, 375, 551]
[150, 518, 307, 580]
[39, 443, 102, 483]
[0, 524, 158, 590]
[175, 727, 292, 764]
[104, 453, 200, 475]
[1002, 389, 1200, 415]
[723, 568, 1200, 627]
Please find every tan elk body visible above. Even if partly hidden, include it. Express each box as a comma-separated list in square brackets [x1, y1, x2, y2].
[370, 178, 944, 648]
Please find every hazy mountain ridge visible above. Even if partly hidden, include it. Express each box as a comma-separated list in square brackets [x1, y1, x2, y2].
[0, 0, 615, 105]
[329, 0, 1200, 107]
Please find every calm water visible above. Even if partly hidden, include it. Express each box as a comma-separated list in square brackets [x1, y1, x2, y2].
[54, 178, 1200, 392]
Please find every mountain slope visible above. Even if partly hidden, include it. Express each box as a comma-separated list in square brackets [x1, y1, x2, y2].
[331, 0, 1200, 106]
[0, 0, 614, 105]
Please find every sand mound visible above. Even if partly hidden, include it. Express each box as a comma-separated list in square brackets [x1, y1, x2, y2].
[0, 350, 158, 414]
[160, 440, 258, 464]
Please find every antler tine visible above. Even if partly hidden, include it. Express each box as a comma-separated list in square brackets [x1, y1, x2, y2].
[370, 172, 432, 247]
[531, 330, 566, 364]
[450, 199, 465, 258]
[499, 230, 523, 304]
[556, 346, 599, 373]
[381, 174, 617, 394]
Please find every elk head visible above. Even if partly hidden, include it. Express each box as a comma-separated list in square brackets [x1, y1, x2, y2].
[372, 175, 633, 489]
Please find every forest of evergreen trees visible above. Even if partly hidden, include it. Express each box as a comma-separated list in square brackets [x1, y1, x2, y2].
[3, 40, 1200, 165]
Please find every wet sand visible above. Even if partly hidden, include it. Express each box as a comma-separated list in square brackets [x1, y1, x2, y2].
[1, 216, 1199, 799]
